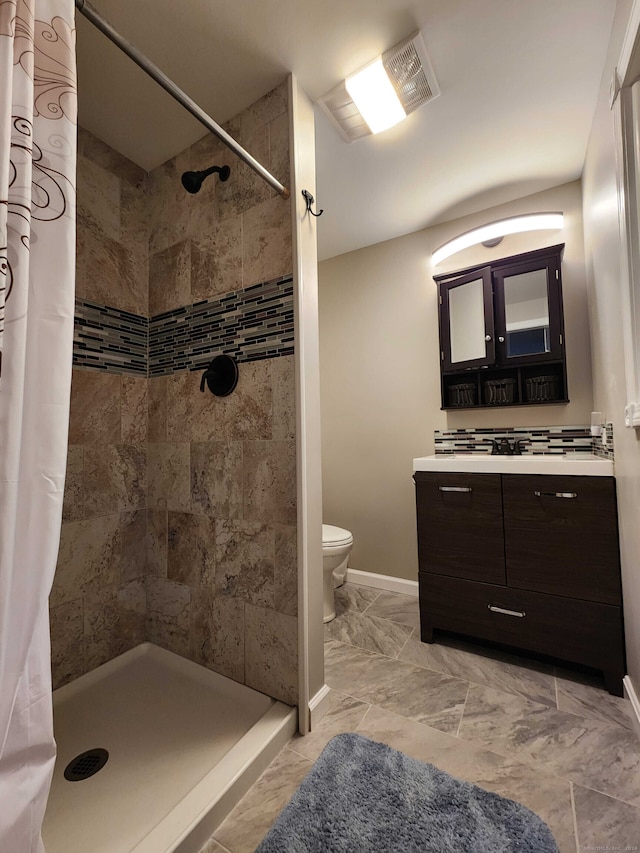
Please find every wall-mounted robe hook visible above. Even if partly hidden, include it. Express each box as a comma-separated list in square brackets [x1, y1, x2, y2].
[199, 354, 239, 397]
[302, 189, 323, 217]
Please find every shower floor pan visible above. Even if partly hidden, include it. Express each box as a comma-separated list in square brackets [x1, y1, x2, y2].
[42, 642, 296, 853]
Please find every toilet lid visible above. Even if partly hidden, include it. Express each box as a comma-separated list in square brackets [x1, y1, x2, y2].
[322, 524, 353, 546]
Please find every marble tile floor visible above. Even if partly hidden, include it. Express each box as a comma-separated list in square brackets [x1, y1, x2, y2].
[200, 582, 640, 853]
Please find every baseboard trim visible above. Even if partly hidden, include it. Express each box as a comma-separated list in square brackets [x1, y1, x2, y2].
[344, 568, 419, 598]
[308, 683, 331, 730]
[623, 675, 640, 742]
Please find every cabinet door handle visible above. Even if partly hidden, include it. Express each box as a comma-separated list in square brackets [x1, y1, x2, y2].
[534, 491, 578, 499]
[488, 604, 526, 618]
[438, 486, 472, 493]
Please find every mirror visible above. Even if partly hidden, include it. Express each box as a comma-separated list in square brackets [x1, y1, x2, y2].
[449, 277, 486, 364]
[503, 268, 550, 357]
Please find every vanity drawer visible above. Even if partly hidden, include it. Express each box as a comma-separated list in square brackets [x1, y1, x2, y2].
[502, 474, 621, 604]
[414, 471, 506, 585]
[419, 573, 625, 692]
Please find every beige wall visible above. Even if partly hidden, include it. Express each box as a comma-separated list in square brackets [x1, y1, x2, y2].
[319, 180, 592, 581]
[582, 0, 640, 693]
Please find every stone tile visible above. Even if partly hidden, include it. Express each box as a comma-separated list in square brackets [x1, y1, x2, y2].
[357, 705, 575, 853]
[214, 359, 273, 440]
[399, 634, 557, 707]
[242, 195, 292, 287]
[215, 519, 273, 606]
[82, 219, 147, 315]
[149, 239, 191, 315]
[241, 81, 288, 137]
[146, 576, 191, 658]
[52, 514, 121, 607]
[191, 590, 244, 682]
[268, 110, 290, 198]
[324, 609, 413, 658]
[555, 667, 634, 730]
[271, 355, 295, 441]
[217, 126, 271, 222]
[120, 510, 147, 582]
[167, 370, 217, 441]
[121, 375, 148, 443]
[324, 640, 467, 734]
[245, 605, 297, 705]
[364, 591, 421, 631]
[83, 579, 146, 671]
[243, 440, 296, 525]
[76, 154, 120, 240]
[190, 214, 242, 300]
[213, 746, 312, 853]
[288, 690, 369, 762]
[79, 126, 146, 188]
[68, 370, 120, 445]
[62, 445, 84, 522]
[147, 510, 167, 577]
[274, 524, 297, 617]
[168, 511, 216, 588]
[147, 442, 190, 511]
[148, 376, 167, 442]
[334, 582, 380, 616]
[191, 440, 243, 519]
[83, 444, 146, 516]
[573, 784, 640, 852]
[458, 682, 640, 807]
[50, 598, 84, 689]
[148, 151, 191, 254]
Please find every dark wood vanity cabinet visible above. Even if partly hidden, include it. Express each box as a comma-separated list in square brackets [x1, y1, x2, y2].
[415, 471, 625, 695]
[435, 244, 568, 409]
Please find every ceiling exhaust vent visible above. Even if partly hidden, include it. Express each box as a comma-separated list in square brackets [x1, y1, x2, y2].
[318, 31, 439, 143]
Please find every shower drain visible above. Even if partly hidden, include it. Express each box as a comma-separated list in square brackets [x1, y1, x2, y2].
[63, 748, 109, 781]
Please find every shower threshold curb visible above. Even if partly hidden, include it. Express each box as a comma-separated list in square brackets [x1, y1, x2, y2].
[133, 684, 296, 853]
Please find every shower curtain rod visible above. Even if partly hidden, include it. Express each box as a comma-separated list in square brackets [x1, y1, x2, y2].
[74, 0, 290, 199]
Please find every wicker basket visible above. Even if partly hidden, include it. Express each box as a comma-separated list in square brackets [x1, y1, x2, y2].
[448, 383, 477, 407]
[483, 378, 516, 405]
[525, 375, 560, 402]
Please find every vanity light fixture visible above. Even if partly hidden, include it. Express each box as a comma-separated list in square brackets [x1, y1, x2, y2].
[318, 31, 440, 143]
[431, 213, 565, 267]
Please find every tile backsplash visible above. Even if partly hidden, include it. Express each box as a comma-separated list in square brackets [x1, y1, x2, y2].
[434, 424, 615, 459]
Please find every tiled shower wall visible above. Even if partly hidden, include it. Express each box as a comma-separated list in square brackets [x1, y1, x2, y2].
[50, 81, 298, 705]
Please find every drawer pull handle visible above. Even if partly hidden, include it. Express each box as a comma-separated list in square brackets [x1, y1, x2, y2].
[534, 491, 577, 499]
[438, 486, 472, 493]
[488, 604, 526, 618]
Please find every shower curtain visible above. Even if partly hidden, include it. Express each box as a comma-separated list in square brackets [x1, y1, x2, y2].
[0, 1, 76, 850]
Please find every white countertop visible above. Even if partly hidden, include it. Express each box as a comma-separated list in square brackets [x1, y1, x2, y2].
[413, 454, 614, 476]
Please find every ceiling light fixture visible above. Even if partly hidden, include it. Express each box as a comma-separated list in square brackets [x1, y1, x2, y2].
[431, 213, 565, 267]
[318, 31, 440, 143]
[345, 58, 406, 134]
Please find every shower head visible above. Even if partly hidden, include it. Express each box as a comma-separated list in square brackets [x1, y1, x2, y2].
[181, 164, 230, 194]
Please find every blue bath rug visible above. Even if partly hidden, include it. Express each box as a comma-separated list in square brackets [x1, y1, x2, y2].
[255, 733, 558, 852]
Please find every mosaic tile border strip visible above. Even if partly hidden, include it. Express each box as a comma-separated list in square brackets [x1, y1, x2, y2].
[434, 426, 594, 456]
[593, 422, 615, 459]
[72, 275, 295, 376]
[149, 275, 294, 376]
[74, 299, 148, 376]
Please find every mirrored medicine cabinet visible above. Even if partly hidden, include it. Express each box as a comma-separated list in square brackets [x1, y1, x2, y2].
[434, 244, 567, 409]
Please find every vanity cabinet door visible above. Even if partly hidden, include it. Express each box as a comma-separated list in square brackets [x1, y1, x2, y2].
[503, 474, 621, 605]
[415, 471, 506, 584]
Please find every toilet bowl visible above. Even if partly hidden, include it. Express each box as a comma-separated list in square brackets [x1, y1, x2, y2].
[322, 524, 353, 623]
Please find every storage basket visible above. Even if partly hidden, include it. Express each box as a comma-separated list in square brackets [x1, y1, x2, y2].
[525, 375, 560, 402]
[448, 383, 477, 407]
[483, 378, 516, 405]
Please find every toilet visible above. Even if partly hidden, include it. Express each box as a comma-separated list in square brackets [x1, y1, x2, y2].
[322, 524, 353, 623]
